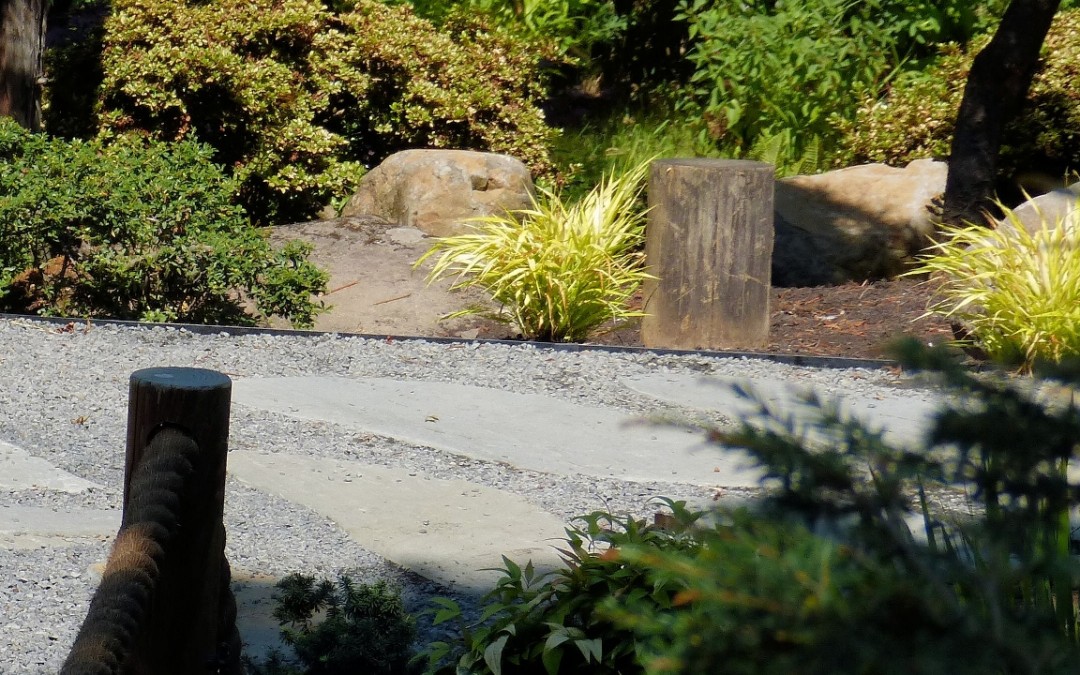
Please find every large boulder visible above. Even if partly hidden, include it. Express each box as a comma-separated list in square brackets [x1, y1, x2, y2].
[264, 214, 502, 337]
[342, 150, 535, 237]
[772, 159, 947, 286]
[1004, 181, 1080, 235]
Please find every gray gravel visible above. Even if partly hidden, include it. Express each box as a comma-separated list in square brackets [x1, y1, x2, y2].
[0, 317, 937, 672]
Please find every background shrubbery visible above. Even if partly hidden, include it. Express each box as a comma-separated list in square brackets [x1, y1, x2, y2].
[836, 8, 1080, 191]
[48, 0, 555, 225]
[672, 0, 984, 166]
[42, 0, 1080, 208]
[22, 0, 1080, 325]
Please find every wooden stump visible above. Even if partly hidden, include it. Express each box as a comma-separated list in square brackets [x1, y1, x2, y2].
[125, 367, 235, 674]
[641, 159, 774, 350]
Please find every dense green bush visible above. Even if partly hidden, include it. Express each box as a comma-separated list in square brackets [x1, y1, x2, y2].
[0, 119, 327, 327]
[836, 8, 1080, 181]
[247, 573, 416, 675]
[672, 0, 1008, 167]
[410, 0, 624, 67]
[422, 342, 1080, 674]
[831, 42, 963, 167]
[74, 0, 554, 225]
[408, 0, 690, 101]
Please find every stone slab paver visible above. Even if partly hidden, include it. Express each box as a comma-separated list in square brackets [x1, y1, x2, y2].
[232, 376, 764, 488]
[0, 440, 103, 493]
[227, 451, 568, 594]
[0, 505, 118, 549]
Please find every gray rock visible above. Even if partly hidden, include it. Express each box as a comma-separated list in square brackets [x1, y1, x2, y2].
[342, 150, 535, 237]
[1004, 181, 1080, 235]
[772, 159, 946, 286]
[772, 213, 846, 287]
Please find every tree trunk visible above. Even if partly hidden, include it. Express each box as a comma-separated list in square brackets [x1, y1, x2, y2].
[941, 0, 1060, 226]
[0, 0, 47, 130]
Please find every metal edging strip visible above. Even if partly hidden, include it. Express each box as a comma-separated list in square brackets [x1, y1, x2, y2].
[0, 312, 900, 371]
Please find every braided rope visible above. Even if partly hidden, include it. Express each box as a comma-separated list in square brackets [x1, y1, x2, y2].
[61, 426, 199, 675]
[215, 558, 244, 675]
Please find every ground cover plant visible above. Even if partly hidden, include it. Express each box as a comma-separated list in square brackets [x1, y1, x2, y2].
[418, 499, 702, 675]
[245, 573, 415, 675]
[0, 119, 327, 327]
[417, 160, 652, 342]
[910, 197, 1080, 370]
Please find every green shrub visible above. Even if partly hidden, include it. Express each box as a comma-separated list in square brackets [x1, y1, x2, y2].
[409, 0, 691, 101]
[419, 498, 703, 675]
[907, 199, 1080, 370]
[836, 8, 1080, 179]
[608, 508, 998, 675]
[667, 0, 1017, 169]
[0, 119, 327, 327]
[417, 160, 652, 342]
[830, 42, 963, 167]
[411, 0, 625, 67]
[79, 0, 554, 225]
[246, 573, 416, 675]
[550, 113, 718, 199]
[672, 0, 963, 165]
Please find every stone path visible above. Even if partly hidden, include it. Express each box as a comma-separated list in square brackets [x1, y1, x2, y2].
[1, 373, 947, 661]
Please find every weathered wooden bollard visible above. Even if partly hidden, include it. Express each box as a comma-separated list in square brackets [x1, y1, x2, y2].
[125, 367, 236, 674]
[641, 159, 774, 349]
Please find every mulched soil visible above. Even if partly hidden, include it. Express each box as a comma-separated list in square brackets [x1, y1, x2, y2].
[514, 277, 956, 361]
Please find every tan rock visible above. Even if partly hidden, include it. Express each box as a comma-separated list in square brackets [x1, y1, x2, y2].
[342, 149, 534, 237]
[773, 159, 946, 285]
[265, 215, 502, 337]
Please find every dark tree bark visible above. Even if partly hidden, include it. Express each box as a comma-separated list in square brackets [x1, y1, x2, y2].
[0, 0, 47, 130]
[942, 0, 1061, 226]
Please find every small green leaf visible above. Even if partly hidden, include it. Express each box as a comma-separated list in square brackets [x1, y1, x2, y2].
[483, 633, 510, 675]
[541, 642, 564, 675]
[575, 637, 603, 663]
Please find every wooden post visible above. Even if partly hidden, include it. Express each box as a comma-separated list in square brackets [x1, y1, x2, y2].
[641, 159, 774, 350]
[124, 368, 233, 674]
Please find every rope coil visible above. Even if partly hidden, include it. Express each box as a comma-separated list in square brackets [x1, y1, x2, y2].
[61, 426, 238, 674]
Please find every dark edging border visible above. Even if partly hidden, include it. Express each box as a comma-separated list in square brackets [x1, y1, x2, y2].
[0, 312, 899, 371]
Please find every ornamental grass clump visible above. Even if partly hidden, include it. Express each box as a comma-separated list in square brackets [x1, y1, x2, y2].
[418, 161, 654, 342]
[911, 199, 1080, 370]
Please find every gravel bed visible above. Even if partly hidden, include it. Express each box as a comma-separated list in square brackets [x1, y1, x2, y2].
[0, 317, 939, 672]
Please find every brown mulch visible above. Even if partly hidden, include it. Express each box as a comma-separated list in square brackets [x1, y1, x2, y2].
[575, 277, 955, 361]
